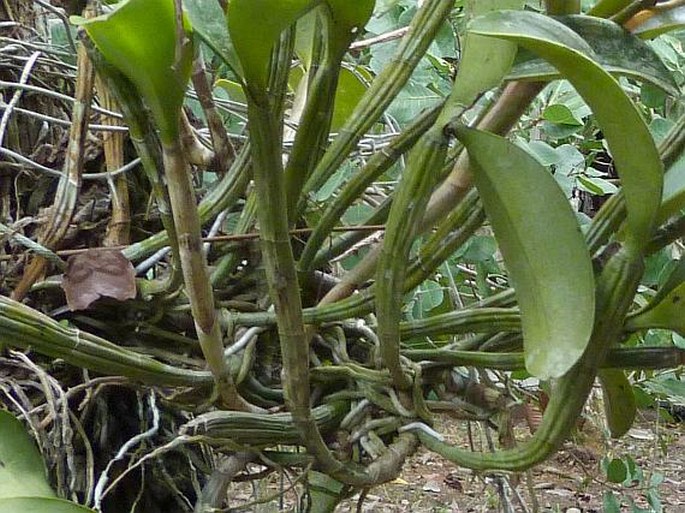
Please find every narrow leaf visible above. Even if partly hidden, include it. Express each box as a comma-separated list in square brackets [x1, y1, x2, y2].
[74, 0, 193, 142]
[471, 10, 663, 251]
[456, 126, 595, 379]
[508, 15, 678, 96]
[599, 369, 637, 438]
[0, 411, 54, 499]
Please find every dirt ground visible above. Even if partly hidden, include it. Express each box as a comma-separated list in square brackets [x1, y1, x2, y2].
[335, 410, 685, 513]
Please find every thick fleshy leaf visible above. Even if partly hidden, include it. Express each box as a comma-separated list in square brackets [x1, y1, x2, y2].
[660, 153, 685, 222]
[449, 0, 523, 110]
[325, 0, 375, 54]
[587, 0, 631, 18]
[625, 258, 685, 335]
[508, 15, 678, 96]
[0, 410, 54, 499]
[471, 10, 663, 251]
[227, 0, 315, 92]
[184, 0, 242, 76]
[456, 126, 595, 379]
[74, 0, 193, 143]
[0, 497, 95, 513]
[599, 369, 637, 438]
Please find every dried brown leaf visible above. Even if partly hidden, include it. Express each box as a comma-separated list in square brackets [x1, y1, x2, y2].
[61, 249, 136, 310]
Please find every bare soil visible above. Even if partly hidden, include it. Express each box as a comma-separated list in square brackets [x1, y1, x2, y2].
[336, 411, 685, 513]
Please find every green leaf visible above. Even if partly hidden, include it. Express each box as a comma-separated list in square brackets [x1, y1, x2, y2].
[508, 15, 679, 96]
[0, 497, 95, 513]
[293, 9, 318, 69]
[648, 377, 685, 399]
[471, 10, 663, 252]
[184, 0, 242, 76]
[418, 280, 444, 313]
[0, 410, 54, 499]
[606, 458, 629, 483]
[227, 0, 315, 93]
[660, 153, 685, 223]
[325, 0, 376, 55]
[625, 258, 685, 335]
[577, 175, 619, 195]
[588, 0, 632, 18]
[331, 67, 368, 131]
[541, 104, 582, 126]
[449, 0, 523, 110]
[214, 79, 247, 105]
[602, 490, 622, 513]
[74, 0, 193, 143]
[456, 126, 595, 379]
[599, 369, 637, 438]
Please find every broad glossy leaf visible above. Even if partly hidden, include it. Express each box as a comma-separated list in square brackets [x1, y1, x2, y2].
[74, 0, 193, 143]
[227, 0, 315, 92]
[0, 497, 95, 513]
[508, 15, 678, 96]
[456, 126, 595, 379]
[0, 411, 54, 499]
[471, 10, 663, 251]
[184, 0, 242, 76]
[660, 153, 685, 222]
[599, 369, 637, 438]
[625, 258, 685, 335]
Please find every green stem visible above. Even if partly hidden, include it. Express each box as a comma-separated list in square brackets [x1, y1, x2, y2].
[299, 0, 455, 212]
[0, 296, 213, 387]
[247, 48, 414, 486]
[284, 20, 345, 221]
[545, 0, 580, 14]
[376, 127, 450, 390]
[299, 104, 442, 271]
[163, 138, 246, 409]
[403, 346, 685, 371]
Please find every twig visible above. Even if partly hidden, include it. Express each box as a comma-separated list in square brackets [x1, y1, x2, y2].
[350, 27, 410, 50]
[0, 50, 40, 147]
